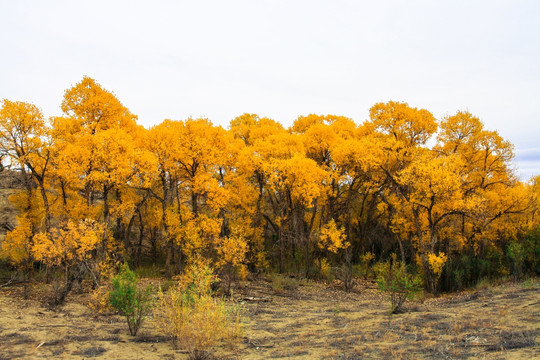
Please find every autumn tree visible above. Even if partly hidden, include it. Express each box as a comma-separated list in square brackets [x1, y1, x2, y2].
[436, 112, 527, 281]
[51, 77, 149, 261]
[0, 100, 52, 231]
[1, 78, 537, 295]
[395, 151, 463, 292]
[147, 118, 233, 275]
[32, 219, 104, 305]
[0, 100, 54, 297]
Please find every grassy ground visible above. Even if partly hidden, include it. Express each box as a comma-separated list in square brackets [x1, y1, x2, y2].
[0, 277, 538, 359]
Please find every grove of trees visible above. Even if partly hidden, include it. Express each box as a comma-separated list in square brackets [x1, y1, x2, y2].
[1, 77, 539, 298]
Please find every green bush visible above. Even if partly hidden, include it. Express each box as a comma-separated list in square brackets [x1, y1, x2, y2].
[375, 254, 422, 314]
[507, 241, 526, 280]
[522, 228, 540, 276]
[442, 247, 507, 292]
[453, 267, 466, 290]
[109, 263, 153, 336]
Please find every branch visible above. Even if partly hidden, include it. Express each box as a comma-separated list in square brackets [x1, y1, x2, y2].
[0, 278, 28, 288]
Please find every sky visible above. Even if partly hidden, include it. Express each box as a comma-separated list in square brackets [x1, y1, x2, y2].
[1, 0, 539, 180]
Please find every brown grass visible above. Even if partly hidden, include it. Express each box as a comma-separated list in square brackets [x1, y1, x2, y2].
[0, 278, 538, 359]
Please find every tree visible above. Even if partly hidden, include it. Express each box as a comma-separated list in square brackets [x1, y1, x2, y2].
[51, 77, 152, 271]
[436, 111, 527, 267]
[369, 101, 437, 146]
[395, 151, 463, 292]
[0, 100, 52, 231]
[54, 76, 139, 210]
[32, 219, 104, 305]
[109, 263, 154, 336]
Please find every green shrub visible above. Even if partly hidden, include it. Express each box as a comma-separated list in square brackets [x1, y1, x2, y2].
[507, 241, 526, 280]
[375, 254, 422, 314]
[453, 267, 466, 290]
[109, 263, 154, 336]
[523, 228, 540, 275]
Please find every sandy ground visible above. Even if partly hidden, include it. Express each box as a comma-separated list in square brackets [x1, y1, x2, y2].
[0, 278, 538, 359]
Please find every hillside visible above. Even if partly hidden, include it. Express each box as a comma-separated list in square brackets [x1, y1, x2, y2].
[0, 170, 26, 245]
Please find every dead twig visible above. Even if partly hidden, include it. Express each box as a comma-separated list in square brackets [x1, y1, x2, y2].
[0, 279, 28, 288]
[245, 337, 275, 348]
[242, 296, 271, 302]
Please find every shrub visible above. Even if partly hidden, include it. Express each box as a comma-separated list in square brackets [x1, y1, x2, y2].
[375, 254, 422, 314]
[268, 273, 298, 294]
[215, 225, 249, 295]
[87, 286, 113, 315]
[320, 258, 334, 282]
[354, 251, 375, 279]
[154, 262, 244, 359]
[109, 263, 153, 336]
[507, 241, 526, 280]
[335, 261, 354, 290]
[453, 267, 466, 291]
[522, 227, 540, 275]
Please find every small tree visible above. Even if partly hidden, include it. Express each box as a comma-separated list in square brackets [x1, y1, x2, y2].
[109, 263, 153, 336]
[376, 254, 422, 314]
[32, 219, 105, 306]
[216, 225, 249, 295]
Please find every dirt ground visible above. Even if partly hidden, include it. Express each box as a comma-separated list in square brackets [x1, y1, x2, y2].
[0, 277, 538, 359]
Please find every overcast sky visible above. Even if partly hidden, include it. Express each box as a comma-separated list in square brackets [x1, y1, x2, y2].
[1, 0, 539, 180]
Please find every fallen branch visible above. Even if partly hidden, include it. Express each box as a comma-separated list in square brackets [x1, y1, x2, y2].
[242, 296, 271, 302]
[245, 337, 275, 348]
[37, 325, 65, 328]
[0, 279, 28, 288]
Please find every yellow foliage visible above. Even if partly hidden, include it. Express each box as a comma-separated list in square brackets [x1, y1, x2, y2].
[369, 101, 437, 145]
[319, 220, 349, 253]
[216, 228, 248, 271]
[1, 215, 33, 265]
[1, 78, 533, 294]
[61, 76, 138, 134]
[361, 251, 375, 264]
[109, 197, 136, 226]
[230, 113, 283, 147]
[303, 122, 340, 165]
[86, 286, 113, 314]
[267, 153, 327, 206]
[320, 258, 334, 281]
[0, 100, 49, 173]
[216, 225, 250, 289]
[51, 195, 101, 223]
[167, 210, 222, 262]
[427, 252, 448, 281]
[32, 219, 104, 266]
[154, 263, 243, 356]
[333, 135, 387, 176]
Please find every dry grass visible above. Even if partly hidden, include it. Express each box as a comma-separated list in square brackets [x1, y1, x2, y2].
[0, 277, 538, 359]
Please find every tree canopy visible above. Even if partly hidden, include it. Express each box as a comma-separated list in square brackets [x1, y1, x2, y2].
[1, 78, 538, 293]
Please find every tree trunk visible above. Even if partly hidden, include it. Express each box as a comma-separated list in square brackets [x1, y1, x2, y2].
[37, 178, 51, 232]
